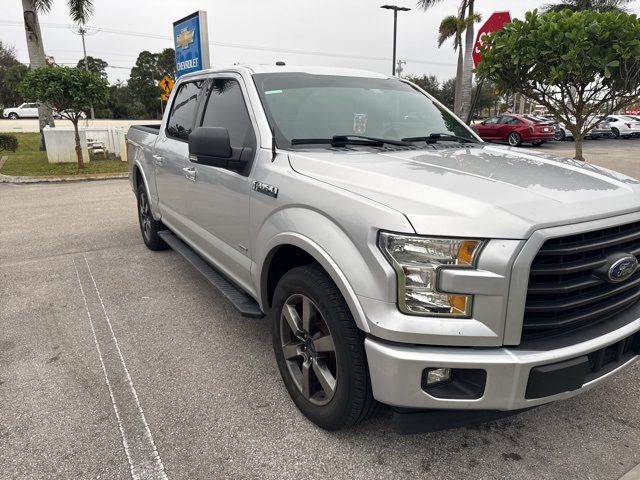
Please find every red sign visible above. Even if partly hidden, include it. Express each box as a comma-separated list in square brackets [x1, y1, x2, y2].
[472, 11, 512, 68]
[626, 109, 640, 115]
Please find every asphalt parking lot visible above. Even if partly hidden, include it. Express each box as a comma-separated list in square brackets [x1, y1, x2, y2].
[2, 145, 640, 479]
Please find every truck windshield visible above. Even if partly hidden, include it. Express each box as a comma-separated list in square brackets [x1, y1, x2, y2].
[253, 73, 477, 148]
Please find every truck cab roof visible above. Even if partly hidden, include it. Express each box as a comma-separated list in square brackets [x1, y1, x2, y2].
[178, 64, 391, 80]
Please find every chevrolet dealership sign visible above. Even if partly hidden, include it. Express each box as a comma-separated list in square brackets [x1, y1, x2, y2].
[173, 11, 210, 77]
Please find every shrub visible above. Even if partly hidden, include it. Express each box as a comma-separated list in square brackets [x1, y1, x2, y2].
[0, 134, 18, 153]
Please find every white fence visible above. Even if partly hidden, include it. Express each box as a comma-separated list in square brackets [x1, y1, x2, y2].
[43, 126, 128, 164]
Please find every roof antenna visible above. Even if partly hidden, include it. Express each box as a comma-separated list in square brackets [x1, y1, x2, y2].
[271, 127, 278, 162]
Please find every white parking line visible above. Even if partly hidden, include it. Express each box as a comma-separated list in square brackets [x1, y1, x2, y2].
[73, 255, 168, 480]
[620, 464, 640, 480]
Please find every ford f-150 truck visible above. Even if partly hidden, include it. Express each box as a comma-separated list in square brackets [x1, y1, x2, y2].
[128, 65, 640, 432]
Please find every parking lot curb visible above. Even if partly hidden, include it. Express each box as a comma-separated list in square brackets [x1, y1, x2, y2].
[0, 172, 128, 184]
[620, 464, 640, 480]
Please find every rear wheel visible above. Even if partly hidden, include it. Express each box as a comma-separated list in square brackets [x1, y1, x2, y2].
[8, 113, 18, 119]
[272, 264, 376, 430]
[137, 186, 168, 251]
[554, 129, 565, 141]
[508, 132, 522, 147]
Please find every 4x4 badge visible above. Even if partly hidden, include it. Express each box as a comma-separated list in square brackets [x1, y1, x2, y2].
[252, 181, 278, 198]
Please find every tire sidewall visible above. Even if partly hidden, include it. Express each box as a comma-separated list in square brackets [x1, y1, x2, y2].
[137, 188, 153, 245]
[508, 132, 521, 146]
[271, 266, 365, 430]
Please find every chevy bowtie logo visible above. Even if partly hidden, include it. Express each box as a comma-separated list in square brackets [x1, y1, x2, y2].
[176, 27, 194, 49]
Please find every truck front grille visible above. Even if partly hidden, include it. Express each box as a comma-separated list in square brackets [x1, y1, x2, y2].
[523, 220, 640, 338]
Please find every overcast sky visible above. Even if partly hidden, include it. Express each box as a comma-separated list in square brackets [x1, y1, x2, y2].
[3, 0, 640, 84]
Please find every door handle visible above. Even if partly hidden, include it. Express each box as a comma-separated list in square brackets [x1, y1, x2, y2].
[152, 154, 164, 166]
[182, 166, 197, 181]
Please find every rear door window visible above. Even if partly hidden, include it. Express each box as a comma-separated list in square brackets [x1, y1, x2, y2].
[166, 81, 204, 141]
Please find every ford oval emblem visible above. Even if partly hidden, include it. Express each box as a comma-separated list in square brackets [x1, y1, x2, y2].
[607, 256, 638, 283]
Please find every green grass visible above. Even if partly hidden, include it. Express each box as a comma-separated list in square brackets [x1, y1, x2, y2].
[0, 132, 128, 177]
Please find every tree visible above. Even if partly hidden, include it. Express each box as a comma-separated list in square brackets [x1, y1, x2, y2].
[20, 0, 95, 150]
[19, 67, 108, 168]
[543, 0, 634, 13]
[436, 12, 481, 115]
[438, 78, 457, 110]
[405, 74, 440, 96]
[476, 9, 640, 160]
[128, 48, 176, 118]
[0, 42, 28, 108]
[418, 0, 477, 122]
[76, 56, 108, 79]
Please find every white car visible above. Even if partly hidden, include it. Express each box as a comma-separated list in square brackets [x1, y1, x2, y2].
[2, 102, 41, 119]
[554, 116, 612, 141]
[605, 115, 640, 138]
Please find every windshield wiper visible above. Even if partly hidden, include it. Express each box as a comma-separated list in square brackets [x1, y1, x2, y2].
[291, 135, 412, 147]
[402, 133, 478, 144]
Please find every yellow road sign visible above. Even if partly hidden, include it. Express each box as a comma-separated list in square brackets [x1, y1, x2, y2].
[159, 75, 175, 101]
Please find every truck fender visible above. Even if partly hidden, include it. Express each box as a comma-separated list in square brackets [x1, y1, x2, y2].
[253, 209, 386, 333]
[131, 157, 161, 221]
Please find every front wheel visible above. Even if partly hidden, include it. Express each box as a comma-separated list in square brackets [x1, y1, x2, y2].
[612, 128, 620, 139]
[137, 187, 168, 251]
[554, 130, 565, 141]
[508, 132, 522, 147]
[271, 264, 377, 430]
[8, 113, 18, 120]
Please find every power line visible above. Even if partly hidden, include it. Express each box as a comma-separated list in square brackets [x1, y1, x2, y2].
[0, 20, 456, 68]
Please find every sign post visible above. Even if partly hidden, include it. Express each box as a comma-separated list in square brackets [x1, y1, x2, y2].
[472, 11, 512, 68]
[173, 11, 210, 78]
[467, 11, 512, 123]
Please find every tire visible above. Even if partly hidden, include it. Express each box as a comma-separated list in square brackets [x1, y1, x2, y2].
[8, 113, 18, 120]
[136, 185, 168, 251]
[508, 132, 522, 147]
[271, 264, 377, 430]
[612, 128, 620, 139]
[554, 130, 565, 141]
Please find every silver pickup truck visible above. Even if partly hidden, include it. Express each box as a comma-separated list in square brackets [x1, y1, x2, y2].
[128, 65, 640, 432]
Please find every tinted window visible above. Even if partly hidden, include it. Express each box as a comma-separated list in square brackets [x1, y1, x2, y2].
[201, 79, 255, 148]
[166, 81, 203, 140]
[483, 117, 499, 125]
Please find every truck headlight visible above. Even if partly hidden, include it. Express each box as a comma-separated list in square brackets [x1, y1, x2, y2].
[378, 232, 483, 317]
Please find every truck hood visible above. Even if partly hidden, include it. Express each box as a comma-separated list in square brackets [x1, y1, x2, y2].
[288, 144, 640, 238]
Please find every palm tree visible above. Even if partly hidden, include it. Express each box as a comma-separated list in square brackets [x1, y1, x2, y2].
[437, 12, 481, 115]
[418, 0, 477, 122]
[543, 0, 634, 13]
[20, 0, 95, 150]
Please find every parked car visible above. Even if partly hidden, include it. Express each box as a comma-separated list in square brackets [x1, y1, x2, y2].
[472, 114, 556, 146]
[605, 115, 640, 138]
[554, 116, 612, 141]
[128, 65, 640, 432]
[2, 102, 40, 119]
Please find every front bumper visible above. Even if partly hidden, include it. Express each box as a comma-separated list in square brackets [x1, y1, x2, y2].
[365, 317, 640, 410]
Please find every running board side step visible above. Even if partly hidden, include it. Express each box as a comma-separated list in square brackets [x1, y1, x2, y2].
[158, 230, 264, 319]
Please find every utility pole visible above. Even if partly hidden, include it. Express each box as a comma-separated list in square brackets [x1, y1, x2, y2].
[78, 27, 95, 120]
[74, 26, 96, 120]
[380, 5, 411, 76]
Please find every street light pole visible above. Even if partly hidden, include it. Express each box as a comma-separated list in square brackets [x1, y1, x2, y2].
[380, 5, 411, 76]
